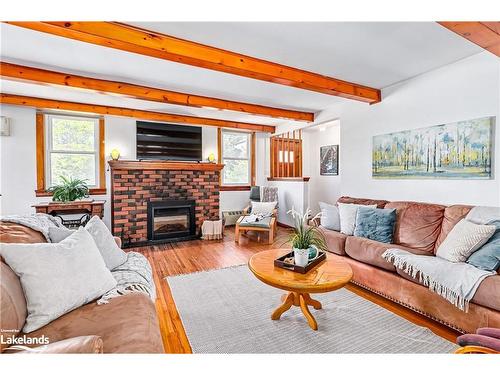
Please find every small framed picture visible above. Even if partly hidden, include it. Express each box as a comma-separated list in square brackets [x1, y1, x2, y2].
[320, 145, 339, 175]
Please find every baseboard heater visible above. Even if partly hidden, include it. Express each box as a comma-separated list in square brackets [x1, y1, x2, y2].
[222, 210, 244, 226]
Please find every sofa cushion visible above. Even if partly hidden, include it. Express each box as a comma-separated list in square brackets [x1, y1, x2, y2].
[435, 205, 473, 251]
[337, 196, 388, 209]
[25, 293, 164, 353]
[0, 261, 27, 352]
[436, 219, 496, 263]
[345, 236, 429, 272]
[385, 201, 445, 253]
[354, 207, 397, 243]
[0, 228, 117, 332]
[0, 221, 46, 244]
[319, 201, 340, 231]
[467, 220, 500, 271]
[321, 228, 348, 255]
[338, 203, 377, 235]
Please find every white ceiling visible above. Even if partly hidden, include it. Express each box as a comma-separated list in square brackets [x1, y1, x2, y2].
[0, 22, 482, 128]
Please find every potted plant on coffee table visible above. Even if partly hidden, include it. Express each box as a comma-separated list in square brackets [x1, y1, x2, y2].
[47, 176, 90, 202]
[287, 208, 328, 267]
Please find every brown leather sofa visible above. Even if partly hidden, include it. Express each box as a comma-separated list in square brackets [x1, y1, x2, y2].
[0, 221, 164, 354]
[320, 196, 500, 334]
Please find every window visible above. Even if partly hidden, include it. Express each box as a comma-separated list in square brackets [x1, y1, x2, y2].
[36, 112, 106, 196]
[219, 129, 252, 186]
[45, 114, 100, 187]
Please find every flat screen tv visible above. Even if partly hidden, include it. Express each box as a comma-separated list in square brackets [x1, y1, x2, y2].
[136, 121, 202, 161]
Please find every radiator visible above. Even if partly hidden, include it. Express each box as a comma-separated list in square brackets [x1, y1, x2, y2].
[222, 210, 244, 226]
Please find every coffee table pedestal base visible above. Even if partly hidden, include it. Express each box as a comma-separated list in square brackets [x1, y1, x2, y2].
[271, 292, 322, 330]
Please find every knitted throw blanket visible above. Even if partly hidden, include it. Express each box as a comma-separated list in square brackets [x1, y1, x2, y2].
[382, 248, 494, 311]
[97, 252, 156, 305]
[1, 213, 62, 242]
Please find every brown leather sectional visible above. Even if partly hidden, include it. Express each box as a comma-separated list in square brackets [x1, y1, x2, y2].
[0, 222, 164, 354]
[322, 197, 500, 334]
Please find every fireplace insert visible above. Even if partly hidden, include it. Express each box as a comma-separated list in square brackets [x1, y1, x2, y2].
[147, 200, 197, 242]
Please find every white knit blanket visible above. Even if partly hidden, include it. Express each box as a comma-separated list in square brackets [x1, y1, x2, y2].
[97, 251, 156, 304]
[1, 213, 62, 242]
[383, 249, 494, 311]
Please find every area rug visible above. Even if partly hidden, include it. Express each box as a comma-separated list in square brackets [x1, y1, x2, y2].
[166, 265, 458, 353]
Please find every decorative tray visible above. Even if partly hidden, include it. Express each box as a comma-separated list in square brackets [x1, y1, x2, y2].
[274, 250, 326, 274]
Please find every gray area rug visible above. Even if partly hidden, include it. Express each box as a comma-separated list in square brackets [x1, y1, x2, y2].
[166, 265, 458, 353]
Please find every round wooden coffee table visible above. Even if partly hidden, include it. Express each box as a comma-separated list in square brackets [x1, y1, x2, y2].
[248, 249, 353, 330]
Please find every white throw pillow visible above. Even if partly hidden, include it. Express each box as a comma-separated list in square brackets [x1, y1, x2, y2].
[436, 219, 496, 262]
[251, 201, 277, 216]
[0, 228, 117, 332]
[319, 202, 340, 231]
[85, 216, 127, 270]
[338, 203, 377, 235]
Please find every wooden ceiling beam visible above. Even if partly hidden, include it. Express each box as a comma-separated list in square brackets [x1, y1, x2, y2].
[5, 21, 381, 104]
[0, 93, 276, 133]
[438, 22, 500, 57]
[0, 62, 313, 122]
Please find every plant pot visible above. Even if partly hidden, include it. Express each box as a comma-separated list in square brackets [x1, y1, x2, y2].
[293, 246, 319, 267]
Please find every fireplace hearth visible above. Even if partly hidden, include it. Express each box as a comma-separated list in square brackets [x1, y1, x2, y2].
[147, 200, 197, 243]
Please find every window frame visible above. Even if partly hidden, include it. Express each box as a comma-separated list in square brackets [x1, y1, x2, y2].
[218, 128, 255, 190]
[45, 114, 100, 189]
[35, 112, 106, 196]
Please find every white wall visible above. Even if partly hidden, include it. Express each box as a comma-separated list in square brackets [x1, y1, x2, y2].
[304, 122, 341, 214]
[268, 180, 309, 227]
[0, 108, 255, 227]
[340, 52, 500, 207]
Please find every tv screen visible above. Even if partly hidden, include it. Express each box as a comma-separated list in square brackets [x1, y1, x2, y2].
[136, 121, 202, 161]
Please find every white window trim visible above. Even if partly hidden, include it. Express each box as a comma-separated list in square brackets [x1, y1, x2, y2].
[45, 114, 100, 188]
[221, 129, 251, 186]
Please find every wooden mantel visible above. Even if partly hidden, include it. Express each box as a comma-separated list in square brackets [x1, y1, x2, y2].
[108, 160, 224, 171]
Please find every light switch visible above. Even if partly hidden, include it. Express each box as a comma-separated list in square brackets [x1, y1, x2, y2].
[0, 117, 11, 136]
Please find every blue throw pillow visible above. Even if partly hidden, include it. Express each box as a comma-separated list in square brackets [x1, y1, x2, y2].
[354, 206, 397, 243]
[467, 220, 500, 271]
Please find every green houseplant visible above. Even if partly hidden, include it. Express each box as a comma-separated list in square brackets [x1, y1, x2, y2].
[287, 208, 328, 266]
[47, 176, 90, 202]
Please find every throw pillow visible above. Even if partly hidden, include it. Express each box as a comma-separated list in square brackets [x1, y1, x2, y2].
[0, 228, 117, 332]
[467, 220, 500, 271]
[436, 219, 496, 263]
[319, 201, 340, 231]
[84, 216, 127, 270]
[354, 206, 397, 243]
[338, 203, 377, 235]
[48, 226, 75, 243]
[250, 201, 277, 216]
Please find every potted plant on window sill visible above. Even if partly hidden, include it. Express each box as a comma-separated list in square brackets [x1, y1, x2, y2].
[287, 208, 327, 267]
[47, 176, 91, 203]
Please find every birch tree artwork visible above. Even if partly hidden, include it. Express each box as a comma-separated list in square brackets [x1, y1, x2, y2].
[372, 116, 493, 179]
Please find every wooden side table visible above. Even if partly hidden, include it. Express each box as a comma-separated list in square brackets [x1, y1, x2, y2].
[32, 200, 105, 227]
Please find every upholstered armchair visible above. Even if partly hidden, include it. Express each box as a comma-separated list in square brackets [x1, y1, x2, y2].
[455, 327, 500, 354]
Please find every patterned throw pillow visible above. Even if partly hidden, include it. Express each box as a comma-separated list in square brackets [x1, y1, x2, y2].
[338, 203, 377, 235]
[250, 201, 277, 216]
[261, 187, 278, 208]
[467, 220, 500, 271]
[354, 206, 397, 243]
[436, 219, 496, 263]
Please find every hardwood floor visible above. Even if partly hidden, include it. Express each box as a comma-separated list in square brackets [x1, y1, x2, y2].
[132, 226, 460, 353]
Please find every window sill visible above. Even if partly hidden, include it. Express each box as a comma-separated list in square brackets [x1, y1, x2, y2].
[219, 185, 251, 191]
[35, 188, 107, 197]
[267, 177, 310, 182]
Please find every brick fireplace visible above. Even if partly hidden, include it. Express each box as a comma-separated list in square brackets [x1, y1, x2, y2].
[109, 160, 223, 247]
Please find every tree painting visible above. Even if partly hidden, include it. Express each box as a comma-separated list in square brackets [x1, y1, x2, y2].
[320, 145, 339, 175]
[372, 116, 493, 179]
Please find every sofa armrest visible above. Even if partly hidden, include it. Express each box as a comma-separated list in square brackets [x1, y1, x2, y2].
[11, 335, 103, 354]
[114, 236, 122, 248]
